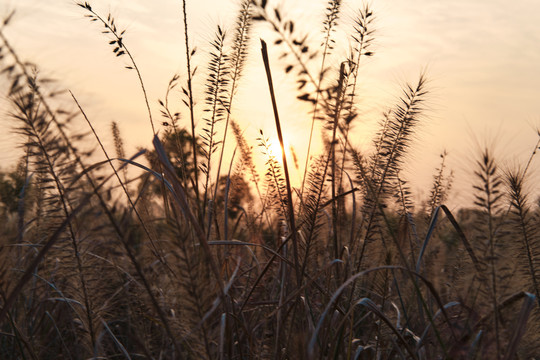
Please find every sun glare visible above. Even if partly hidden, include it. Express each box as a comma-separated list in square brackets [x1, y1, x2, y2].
[268, 141, 285, 160]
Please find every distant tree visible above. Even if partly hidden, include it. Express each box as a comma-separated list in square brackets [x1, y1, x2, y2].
[144, 127, 202, 194]
[0, 159, 26, 214]
[215, 173, 254, 220]
[144, 127, 254, 228]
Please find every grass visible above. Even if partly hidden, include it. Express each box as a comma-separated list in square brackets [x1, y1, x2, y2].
[0, 0, 539, 358]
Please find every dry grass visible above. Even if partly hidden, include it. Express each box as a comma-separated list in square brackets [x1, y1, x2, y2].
[0, 0, 539, 359]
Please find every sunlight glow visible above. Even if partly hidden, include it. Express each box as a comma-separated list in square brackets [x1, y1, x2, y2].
[268, 141, 284, 161]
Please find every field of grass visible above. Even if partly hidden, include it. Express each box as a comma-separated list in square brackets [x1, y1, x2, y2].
[0, 0, 539, 358]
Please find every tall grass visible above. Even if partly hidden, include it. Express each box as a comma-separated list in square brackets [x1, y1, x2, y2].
[0, 0, 539, 359]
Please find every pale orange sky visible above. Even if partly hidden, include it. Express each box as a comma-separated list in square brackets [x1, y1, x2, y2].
[1, 0, 539, 207]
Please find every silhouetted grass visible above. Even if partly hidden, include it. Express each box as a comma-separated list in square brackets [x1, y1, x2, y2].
[0, 1, 539, 359]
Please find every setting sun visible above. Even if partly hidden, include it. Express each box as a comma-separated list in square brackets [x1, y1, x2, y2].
[267, 140, 288, 163]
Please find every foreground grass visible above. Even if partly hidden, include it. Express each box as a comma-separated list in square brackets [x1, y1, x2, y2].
[0, 1, 539, 359]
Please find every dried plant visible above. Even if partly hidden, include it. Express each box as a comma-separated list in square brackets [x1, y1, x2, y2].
[0, 2, 538, 359]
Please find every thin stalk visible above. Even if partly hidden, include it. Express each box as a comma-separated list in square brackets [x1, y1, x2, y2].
[77, 2, 172, 220]
[300, 0, 341, 200]
[331, 62, 347, 260]
[488, 187, 502, 358]
[224, 147, 238, 240]
[261, 39, 301, 287]
[89, 11, 154, 133]
[212, 0, 251, 206]
[182, 0, 201, 213]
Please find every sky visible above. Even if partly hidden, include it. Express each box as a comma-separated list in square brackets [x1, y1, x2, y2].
[0, 0, 539, 208]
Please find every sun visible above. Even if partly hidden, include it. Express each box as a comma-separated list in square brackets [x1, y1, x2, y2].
[268, 141, 285, 160]
[267, 138, 296, 169]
